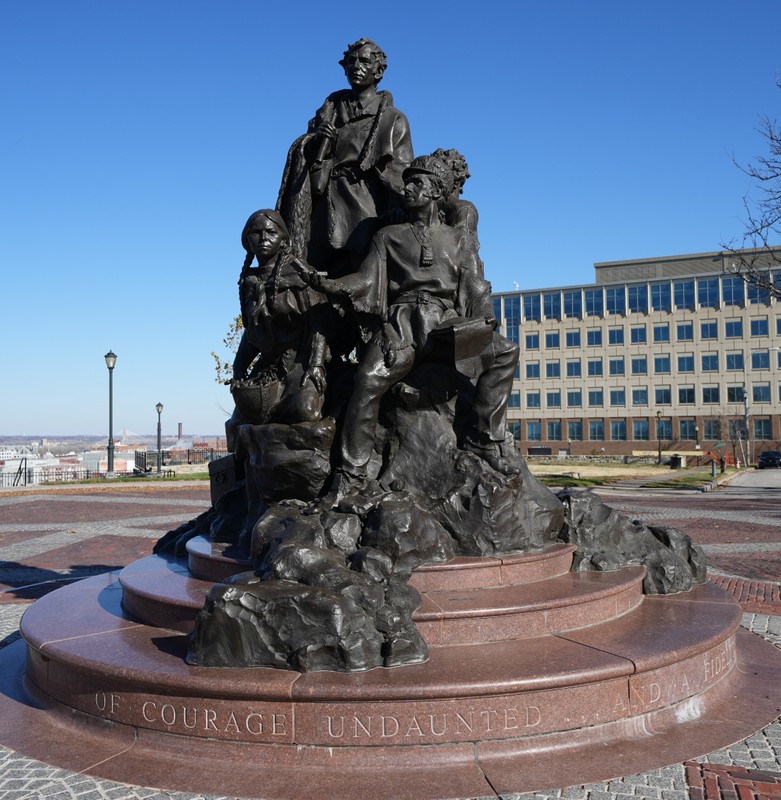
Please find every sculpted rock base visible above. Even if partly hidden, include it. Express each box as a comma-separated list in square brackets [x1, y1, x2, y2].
[557, 489, 707, 594]
[186, 579, 387, 671]
[184, 369, 707, 671]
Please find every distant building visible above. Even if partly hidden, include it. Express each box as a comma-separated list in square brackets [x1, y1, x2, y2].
[492, 248, 781, 463]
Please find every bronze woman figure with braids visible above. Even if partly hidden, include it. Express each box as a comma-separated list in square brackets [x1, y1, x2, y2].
[230, 209, 327, 425]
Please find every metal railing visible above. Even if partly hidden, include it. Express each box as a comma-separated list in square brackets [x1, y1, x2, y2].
[0, 468, 180, 488]
[138, 448, 229, 466]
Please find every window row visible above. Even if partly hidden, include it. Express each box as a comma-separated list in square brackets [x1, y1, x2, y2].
[513, 318, 777, 349]
[499, 277, 777, 324]
[509, 383, 777, 409]
[522, 350, 779, 379]
[508, 417, 774, 442]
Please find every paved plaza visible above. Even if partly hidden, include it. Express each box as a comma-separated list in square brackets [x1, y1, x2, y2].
[0, 472, 779, 799]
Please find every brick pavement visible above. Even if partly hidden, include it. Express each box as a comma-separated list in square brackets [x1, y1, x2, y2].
[0, 481, 779, 800]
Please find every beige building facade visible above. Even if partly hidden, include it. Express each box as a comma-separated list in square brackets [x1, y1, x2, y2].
[493, 249, 781, 463]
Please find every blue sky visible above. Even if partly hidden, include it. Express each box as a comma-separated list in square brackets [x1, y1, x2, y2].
[1, 0, 779, 436]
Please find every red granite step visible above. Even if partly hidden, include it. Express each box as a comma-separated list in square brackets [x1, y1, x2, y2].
[186, 536, 576, 588]
[6, 624, 780, 800]
[20, 573, 743, 750]
[119, 553, 644, 642]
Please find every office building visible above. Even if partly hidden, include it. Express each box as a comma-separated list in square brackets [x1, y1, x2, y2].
[492, 248, 781, 462]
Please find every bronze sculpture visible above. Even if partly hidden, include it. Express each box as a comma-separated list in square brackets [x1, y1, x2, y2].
[159, 39, 706, 673]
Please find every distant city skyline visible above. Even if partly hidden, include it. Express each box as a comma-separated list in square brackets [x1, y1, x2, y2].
[2, 0, 779, 434]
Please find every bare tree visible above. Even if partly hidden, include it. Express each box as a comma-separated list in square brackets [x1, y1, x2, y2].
[723, 82, 781, 295]
[211, 314, 243, 384]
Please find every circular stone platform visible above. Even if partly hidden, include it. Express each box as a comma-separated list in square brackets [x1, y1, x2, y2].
[1, 538, 780, 799]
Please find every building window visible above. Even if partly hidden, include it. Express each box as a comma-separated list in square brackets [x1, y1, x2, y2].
[546, 360, 561, 378]
[589, 419, 605, 440]
[698, 278, 719, 308]
[565, 330, 581, 348]
[726, 352, 744, 371]
[588, 388, 604, 407]
[610, 388, 626, 406]
[547, 390, 562, 408]
[755, 418, 772, 439]
[627, 285, 648, 313]
[606, 287, 626, 315]
[727, 385, 745, 403]
[751, 317, 769, 336]
[514, 364, 521, 379]
[653, 324, 670, 343]
[543, 293, 561, 320]
[722, 276, 744, 306]
[677, 322, 693, 341]
[748, 282, 771, 305]
[508, 391, 521, 409]
[503, 296, 520, 326]
[752, 350, 770, 370]
[753, 384, 771, 403]
[527, 421, 541, 441]
[568, 420, 583, 441]
[566, 360, 582, 378]
[703, 419, 721, 439]
[654, 354, 671, 373]
[678, 354, 694, 373]
[632, 387, 649, 406]
[587, 359, 603, 377]
[545, 331, 560, 349]
[493, 297, 503, 322]
[584, 288, 604, 317]
[701, 320, 717, 340]
[651, 283, 671, 312]
[703, 385, 720, 404]
[631, 356, 648, 375]
[525, 333, 539, 350]
[526, 362, 540, 379]
[674, 280, 695, 310]
[725, 319, 743, 338]
[679, 386, 695, 404]
[526, 391, 541, 408]
[567, 389, 582, 407]
[701, 352, 719, 372]
[523, 293, 541, 321]
[508, 421, 521, 440]
[657, 417, 673, 439]
[609, 357, 625, 376]
[727, 418, 746, 442]
[655, 386, 672, 405]
[633, 419, 650, 440]
[564, 290, 582, 318]
[608, 326, 624, 345]
[547, 420, 562, 440]
[680, 419, 696, 440]
[611, 419, 627, 440]
[587, 328, 602, 346]
[630, 325, 647, 344]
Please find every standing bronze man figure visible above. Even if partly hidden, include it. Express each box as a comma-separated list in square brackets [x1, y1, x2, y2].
[277, 39, 414, 278]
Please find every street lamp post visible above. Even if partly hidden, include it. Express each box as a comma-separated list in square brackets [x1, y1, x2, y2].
[156, 402, 164, 474]
[656, 410, 662, 465]
[743, 385, 750, 468]
[104, 351, 117, 474]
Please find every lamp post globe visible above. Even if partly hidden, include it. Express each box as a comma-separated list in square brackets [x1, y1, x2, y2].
[156, 403, 164, 474]
[104, 351, 117, 475]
